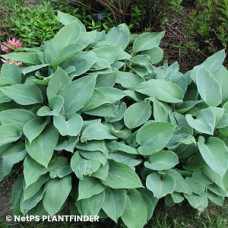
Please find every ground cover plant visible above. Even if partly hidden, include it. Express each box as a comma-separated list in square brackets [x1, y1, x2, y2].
[0, 11, 228, 228]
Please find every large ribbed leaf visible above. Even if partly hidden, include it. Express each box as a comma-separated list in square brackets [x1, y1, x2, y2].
[101, 160, 143, 189]
[1, 85, 43, 105]
[196, 67, 222, 106]
[43, 176, 72, 215]
[146, 172, 176, 199]
[198, 136, 228, 177]
[59, 75, 96, 113]
[136, 122, 175, 155]
[121, 189, 147, 228]
[26, 125, 59, 168]
[0, 124, 22, 147]
[124, 101, 151, 129]
[102, 188, 127, 222]
[136, 79, 184, 103]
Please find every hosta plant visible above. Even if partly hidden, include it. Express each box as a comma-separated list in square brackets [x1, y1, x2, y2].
[0, 11, 228, 228]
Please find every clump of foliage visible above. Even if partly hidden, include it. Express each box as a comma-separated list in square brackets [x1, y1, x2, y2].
[4, 1, 63, 47]
[0, 11, 228, 228]
[0, 0, 115, 48]
[185, 0, 227, 54]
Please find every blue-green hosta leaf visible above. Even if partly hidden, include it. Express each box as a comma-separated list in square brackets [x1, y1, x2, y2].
[206, 191, 225, 206]
[106, 24, 130, 50]
[81, 122, 116, 142]
[51, 21, 81, 50]
[214, 66, 228, 103]
[121, 189, 147, 228]
[217, 113, 228, 129]
[23, 156, 47, 188]
[1, 85, 43, 105]
[139, 189, 158, 221]
[77, 31, 97, 49]
[37, 96, 64, 117]
[93, 58, 111, 70]
[133, 31, 165, 53]
[48, 156, 72, 179]
[85, 104, 116, 117]
[196, 67, 222, 106]
[70, 153, 101, 179]
[43, 176, 72, 216]
[124, 101, 151, 129]
[198, 136, 228, 177]
[167, 130, 196, 150]
[1, 63, 21, 84]
[23, 119, 49, 144]
[84, 87, 126, 111]
[185, 177, 205, 195]
[136, 122, 175, 155]
[96, 71, 117, 87]
[132, 54, 151, 67]
[1, 52, 40, 65]
[136, 79, 184, 103]
[93, 45, 121, 64]
[107, 141, 138, 155]
[91, 162, 109, 181]
[208, 183, 227, 197]
[106, 102, 127, 123]
[202, 165, 225, 190]
[53, 113, 83, 137]
[0, 142, 26, 181]
[108, 152, 142, 167]
[21, 187, 46, 215]
[22, 64, 48, 75]
[165, 169, 192, 194]
[50, 44, 85, 66]
[76, 192, 105, 215]
[0, 124, 22, 147]
[102, 188, 127, 223]
[12, 174, 24, 215]
[176, 100, 201, 114]
[223, 171, 228, 192]
[59, 75, 96, 114]
[186, 108, 216, 135]
[23, 175, 49, 201]
[78, 177, 105, 200]
[144, 150, 179, 170]
[26, 125, 59, 168]
[57, 11, 86, 31]
[208, 106, 225, 125]
[116, 71, 144, 89]
[76, 140, 108, 154]
[47, 67, 70, 100]
[165, 193, 184, 206]
[79, 150, 107, 165]
[0, 109, 35, 129]
[153, 99, 171, 122]
[68, 51, 97, 76]
[184, 194, 208, 212]
[0, 91, 11, 103]
[55, 136, 78, 153]
[202, 49, 226, 73]
[146, 172, 176, 199]
[101, 160, 143, 189]
[142, 47, 164, 64]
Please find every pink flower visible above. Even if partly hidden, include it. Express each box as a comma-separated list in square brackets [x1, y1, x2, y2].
[1, 58, 22, 66]
[1, 43, 10, 53]
[7, 38, 23, 49]
[1, 38, 23, 53]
